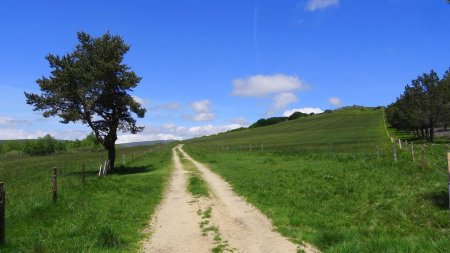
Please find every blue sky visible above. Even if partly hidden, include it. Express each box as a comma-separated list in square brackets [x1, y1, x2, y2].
[1, 0, 449, 142]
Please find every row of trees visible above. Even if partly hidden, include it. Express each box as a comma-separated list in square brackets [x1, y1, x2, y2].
[0, 133, 102, 156]
[250, 111, 315, 128]
[385, 69, 450, 142]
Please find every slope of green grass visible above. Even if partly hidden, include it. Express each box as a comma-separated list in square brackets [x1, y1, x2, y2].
[183, 107, 450, 252]
[191, 107, 389, 154]
[0, 145, 173, 252]
[184, 146, 450, 252]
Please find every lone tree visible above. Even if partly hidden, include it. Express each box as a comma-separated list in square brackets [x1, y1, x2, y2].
[25, 32, 146, 171]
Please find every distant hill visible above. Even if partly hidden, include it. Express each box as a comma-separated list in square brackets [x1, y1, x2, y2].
[188, 107, 389, 154]
[117, 140, 175, 148]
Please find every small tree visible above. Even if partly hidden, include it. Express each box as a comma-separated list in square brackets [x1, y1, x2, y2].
[25, 32, 146, 171]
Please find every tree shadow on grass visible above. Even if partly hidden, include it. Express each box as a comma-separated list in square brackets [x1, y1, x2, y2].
[424, 191, 449, 210]
[67, 165, 155, 176]
[111, 165, 155, 175]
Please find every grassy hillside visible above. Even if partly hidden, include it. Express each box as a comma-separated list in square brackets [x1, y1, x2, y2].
[192, 107, 389, 154]
[184, 107, 450, 252]
[0, 145, 173, 252]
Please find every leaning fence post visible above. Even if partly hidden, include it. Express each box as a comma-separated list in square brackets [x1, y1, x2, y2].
[411, 142, 415, 162]
[447, 152, 450, 210]
[398, 139, 402, 150]
[393, 145, 397, 162]
[0, 182, 5, 246]
[52, 167, 57, 203]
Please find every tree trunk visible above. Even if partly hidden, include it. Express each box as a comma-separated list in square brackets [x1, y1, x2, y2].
[107, 145, 116, 172]
[430, 124, 434, 143]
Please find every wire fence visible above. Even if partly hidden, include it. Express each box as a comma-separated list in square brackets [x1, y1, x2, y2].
[0, 143, 170, 246]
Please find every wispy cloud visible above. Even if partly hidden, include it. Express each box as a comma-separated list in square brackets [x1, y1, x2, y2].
[0, 128, 88, 140]
[267, 92, 298, 116]
[328, 97, 342, 106]
[228, 117, 249, 126]
[232, 74, 308, 97]
[152, 102, 181, 110]
[0, 116, 31, 126]
[305, 0, 339, 12]
[187, 99, 215, 121]
[117, 123, 245, 143]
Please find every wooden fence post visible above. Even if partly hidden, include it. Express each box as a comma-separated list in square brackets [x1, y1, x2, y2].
[376, 146, 380, 159]
[249, 144, 252, 152]
[52, 167, 57, 203]
[393, 145, 397, 162]
[122, 154, 125, 165]
[398, 139, 402, 150]
[261, 144, 264, 153]
[0, 182, 5, 246]
[447, 152, 450, 210]
[411, 143, 415, 162]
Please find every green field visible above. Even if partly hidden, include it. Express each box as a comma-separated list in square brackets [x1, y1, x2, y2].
[0, 144, 173, 252]
[185, 107, 450, 252]
[191, 107, 390, 155]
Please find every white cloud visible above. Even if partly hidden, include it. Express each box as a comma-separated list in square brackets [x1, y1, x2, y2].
[132, 95, 150, 106]
[116, 123, 244, 144]
[282, 107, 324, 117]
[0, 116, 31, 126]
[228, 117, 249, 126]
[305, 0, 339, 11]
[192, 112, 215, 122]
[191, 99, 211, 113]
[188, 99, 215, 121]
[328, 97, 342, 106]
[267, 92, 298, 116]
[232, 74, 308, 97]
[0, 128, 88, 140]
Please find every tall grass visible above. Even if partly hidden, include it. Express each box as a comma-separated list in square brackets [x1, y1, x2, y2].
[0, 144, 173, 252]
[183, 107, 450, 252]
[184, 145, 450, 252]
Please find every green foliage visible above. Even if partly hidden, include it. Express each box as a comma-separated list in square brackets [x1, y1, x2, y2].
[70, 133, 102, 150]
[23, 134, 66, 156]
[250, 117, 287, 128]
[97, 225, 122, 248]
[0, 144, 173, 252]
[24, 31, 146, 169]
[287, 111, 309, 120]
[385, 69, 450, 142]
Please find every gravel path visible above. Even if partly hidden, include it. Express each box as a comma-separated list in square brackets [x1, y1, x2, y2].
[142, 145, 319, 253]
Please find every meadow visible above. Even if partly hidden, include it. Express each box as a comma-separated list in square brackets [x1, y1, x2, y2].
[185, 107, 450, 252]
[191, 107, 390, 155]
[0, 144, 173, 252]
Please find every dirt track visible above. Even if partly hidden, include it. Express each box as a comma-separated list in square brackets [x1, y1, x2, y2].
[142, 145, 319, 253]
